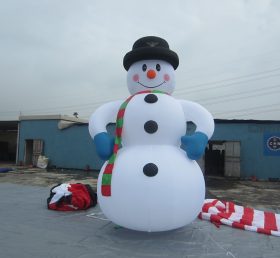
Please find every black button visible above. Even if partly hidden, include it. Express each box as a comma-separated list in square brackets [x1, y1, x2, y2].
[144, 94, 158, 103]
[144, 120, 158, 134]
[143, 163, 158, 177]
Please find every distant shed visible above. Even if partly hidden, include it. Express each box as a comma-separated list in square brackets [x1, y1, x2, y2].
[18, 115, 102, 170]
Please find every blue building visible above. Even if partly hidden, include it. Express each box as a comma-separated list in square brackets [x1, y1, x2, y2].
[17, 115, 103, 170]
[16, 115, 280, 180]
[205, 119, 280, 180]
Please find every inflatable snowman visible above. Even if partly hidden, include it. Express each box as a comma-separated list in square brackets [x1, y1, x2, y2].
[89, 36, 214, 232]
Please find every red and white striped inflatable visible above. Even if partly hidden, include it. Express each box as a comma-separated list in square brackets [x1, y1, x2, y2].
[199, 199, 280, 236]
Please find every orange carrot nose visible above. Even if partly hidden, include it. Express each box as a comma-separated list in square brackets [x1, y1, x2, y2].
[147, 69, 156, 79]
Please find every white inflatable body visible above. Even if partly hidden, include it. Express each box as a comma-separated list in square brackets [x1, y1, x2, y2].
[89, 57, 214, 232]
[97, 93, 206, 231]
[98, 146, 204, 232]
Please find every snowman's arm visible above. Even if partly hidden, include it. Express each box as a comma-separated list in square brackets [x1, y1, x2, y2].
[179, 100, 214, 138]
[88, 100, 123, 138]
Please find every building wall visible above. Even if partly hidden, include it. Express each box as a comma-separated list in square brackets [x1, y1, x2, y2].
[18, 120, 102, 170]
[212, 121, 280, 179]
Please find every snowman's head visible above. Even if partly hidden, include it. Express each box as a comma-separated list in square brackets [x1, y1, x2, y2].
[127, 60, 175, 95]
[123, 36, 179, 95]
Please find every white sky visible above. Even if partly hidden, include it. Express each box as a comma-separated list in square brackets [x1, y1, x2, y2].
[1, 0, 280, 121]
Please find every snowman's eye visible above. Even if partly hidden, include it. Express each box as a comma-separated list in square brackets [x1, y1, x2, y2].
[142, 64, 147, 72]
[156, 64, 161, 71]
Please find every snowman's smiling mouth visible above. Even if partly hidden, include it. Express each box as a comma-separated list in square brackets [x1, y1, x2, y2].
[137, 81, 166, 88]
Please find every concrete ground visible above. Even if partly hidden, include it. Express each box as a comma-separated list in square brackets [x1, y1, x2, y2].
[0, 166, 98, 188]
[206, 177, 280, 212]
[0, 167, 280, 257]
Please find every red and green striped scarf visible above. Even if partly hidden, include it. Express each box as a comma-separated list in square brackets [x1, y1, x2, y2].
[101, 89, 167, 197]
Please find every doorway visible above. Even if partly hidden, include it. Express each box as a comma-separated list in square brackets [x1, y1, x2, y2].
[205, 141, 225, 176]
[0, 141, 9, 161]
[205, 141, 240, 177]
[24, 139, 44, 166]
[0, 121, 18, 163]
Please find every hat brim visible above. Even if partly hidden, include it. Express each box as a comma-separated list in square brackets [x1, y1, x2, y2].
[123, 47, 179, 71]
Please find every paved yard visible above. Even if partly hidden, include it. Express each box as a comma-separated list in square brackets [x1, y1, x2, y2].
[1, 167, 280, 211]
[1, 183, 280, 258]
[206, 177, 280, 212]
[0, 167, 98, 188]
[0, 168, 280, 257]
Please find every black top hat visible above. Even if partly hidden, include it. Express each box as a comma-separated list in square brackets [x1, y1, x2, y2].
[123, 36, 179, 71]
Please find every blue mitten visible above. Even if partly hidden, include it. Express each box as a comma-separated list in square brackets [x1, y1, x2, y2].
[181, 132, 208, 160]
[93, 132, 115, 160]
